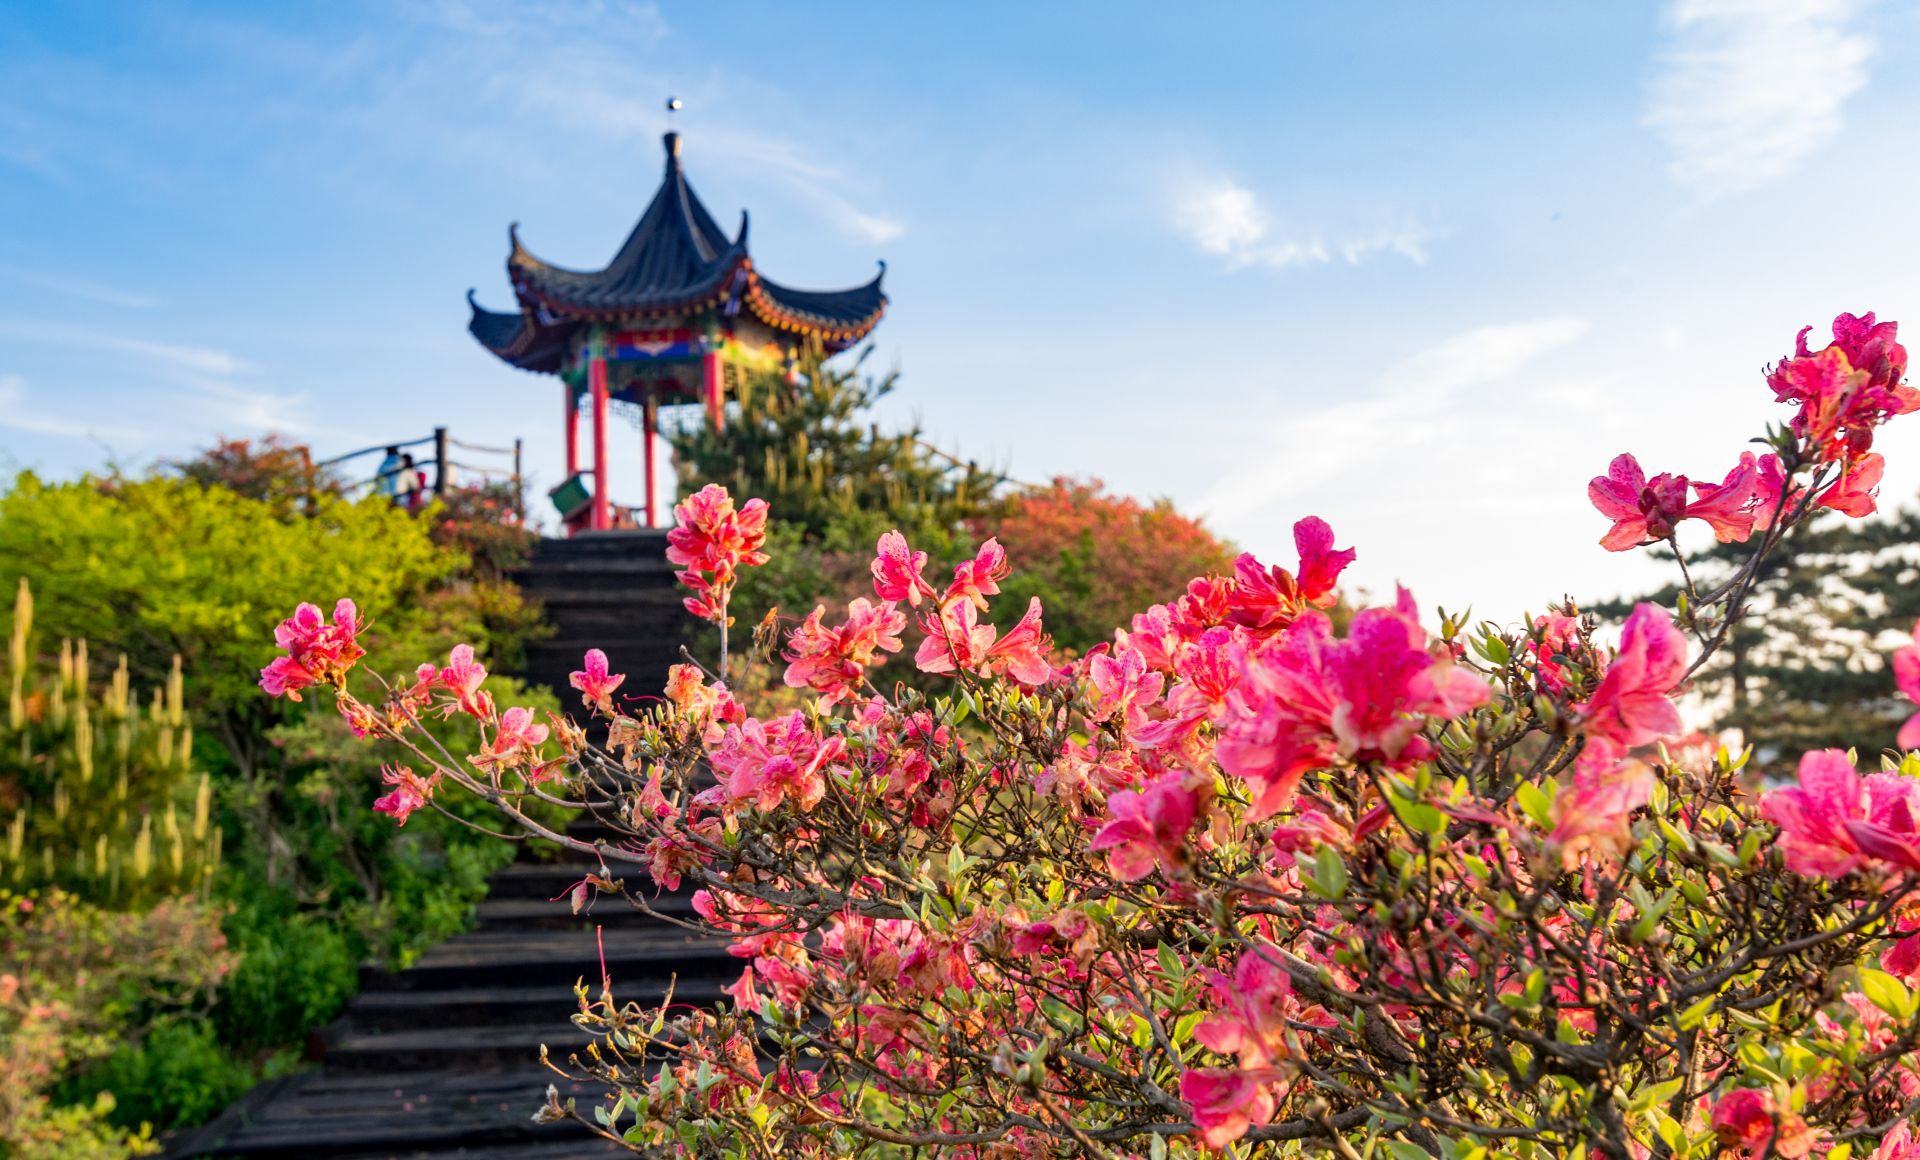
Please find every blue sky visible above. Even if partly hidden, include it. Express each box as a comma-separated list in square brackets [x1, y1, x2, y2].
[3, 0, 1919, 621]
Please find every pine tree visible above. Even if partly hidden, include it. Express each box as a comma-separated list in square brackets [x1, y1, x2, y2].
[1595, 499, 1920, 768]
[669, 352, 1003, 549]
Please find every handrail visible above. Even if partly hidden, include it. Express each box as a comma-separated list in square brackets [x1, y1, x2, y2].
[447, 436, 516, 456]
[315, 435, 436, 469]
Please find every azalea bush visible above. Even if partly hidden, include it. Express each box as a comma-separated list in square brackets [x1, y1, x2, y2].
[272, 314, 1920, 1157]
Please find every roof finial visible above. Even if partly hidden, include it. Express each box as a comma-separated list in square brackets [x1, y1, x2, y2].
[663, 97, 683, 167]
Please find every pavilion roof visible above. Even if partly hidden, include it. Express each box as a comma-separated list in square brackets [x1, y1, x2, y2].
[469, 132, 886, 374]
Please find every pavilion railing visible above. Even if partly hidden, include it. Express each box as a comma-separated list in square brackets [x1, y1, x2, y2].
[316, 427, 525, 516]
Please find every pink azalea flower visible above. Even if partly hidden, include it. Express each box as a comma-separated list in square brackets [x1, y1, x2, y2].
[1750, 453, 1804, 532]
[1548, 743, 1653, 867]
[1225, 518, 1355, 636]
[709, 712, 846, 813]
[260, 599, 366, 700]
[1711, 1087, 1816, 1159]
[1820, 451, 1883, 518]
[1759, 749, 1920, 878]
[439, 643, 493, 719]
[988, 597, 1054, 685]
[870, 530, 935, 607]
[1873, 1120, 1920, 1160]
[943, 538, 1010, 611]
[1195, 948, 1294, 1068]
[568, 648, 626, 713]
[783, 598, 906, 706]
[1896, 621, 1920, 751]
[1292, 516, 1355, 608]
[1686, 453, 1765, 544]
[372, 764, 438, 826]
[1589, 453, 1690, 551]
[475, 705, 550, 769]
[1884, 932, 1920, 983]
[1770, 314, 1917, 461]
[913, 600, 998, 676]
[913, 597, 1055, 686]
[1180, 1066, 1287, 1150]
[1528, 610, 1586, 695]
[1087, 772, 1200, 881]
[1215, 597, 1488, 820]
[666, 484, 770, 623]
[1575, 603, 1687, 750]
[1085, 639, 1164, 725]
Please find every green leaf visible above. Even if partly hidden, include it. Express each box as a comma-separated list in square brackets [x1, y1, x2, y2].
[1312, 844, 1348, 900]
[1516, 781, 1555, 829]
[1858, 967, 1914, 1020]
[1675, 994, 1716, 1031]
[1389, 793, 1446, 837]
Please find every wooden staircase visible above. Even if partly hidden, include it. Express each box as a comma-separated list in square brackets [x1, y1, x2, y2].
[170, 534, 720, 1158]
[517, 531, 689, 712]
[169, 834, 732, 1158]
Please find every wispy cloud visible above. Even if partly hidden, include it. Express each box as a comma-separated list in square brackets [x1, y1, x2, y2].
[0, 374, 147, 441]
[1199, 316, 1591, 521]
[1172, 177, 1434, 271]
[0, 320, 248, 375]
[400, 3, 903, 245]
[184, 377, 315, 435]
[0, 263, 158, 309]
[1644, 0, 1875, 198]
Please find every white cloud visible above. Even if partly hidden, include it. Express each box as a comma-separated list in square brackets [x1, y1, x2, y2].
[418, 7, 904, 246]
[1171, 177, 1432, 271]
[1198, 316, 1591, 521]
[0, 374, 146, 441]
[1644, 0, 1875, 198]
[1175, 179, 1268, 256]
[0, 264, 158, 309]
[185, 377, 315, 435]
[0, 320, 248, 375]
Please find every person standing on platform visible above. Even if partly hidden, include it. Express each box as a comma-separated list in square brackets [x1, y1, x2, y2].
[373, 445, 406, 504]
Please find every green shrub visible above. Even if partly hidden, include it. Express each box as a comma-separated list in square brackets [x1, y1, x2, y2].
[59, 1019, 276, 1133]
[211, 899, 357, 1053]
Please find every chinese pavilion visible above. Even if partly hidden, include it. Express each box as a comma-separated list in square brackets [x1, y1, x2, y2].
[467, 130, 888, 534]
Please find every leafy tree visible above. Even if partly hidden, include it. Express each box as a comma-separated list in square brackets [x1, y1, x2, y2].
[167, 435, 341, 519]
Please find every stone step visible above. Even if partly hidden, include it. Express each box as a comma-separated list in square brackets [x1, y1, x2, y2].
[360, 927, 734, 992]
[325, 1019, 597, 1073]
[340, 977, 731, 1033]
[472, 896, 694, 931]
[484, 860, 676, 902]
[165, 1067, 617, 1157]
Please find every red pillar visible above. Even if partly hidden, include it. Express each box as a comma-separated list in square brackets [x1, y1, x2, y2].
[642, 389, 659, 528]
[563, 383, 580, 476]
[589, 356, 611, 532]
[702, 351, 725, 432]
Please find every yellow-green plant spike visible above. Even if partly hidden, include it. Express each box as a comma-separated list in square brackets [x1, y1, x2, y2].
[75, 699, 94, 783]
[133, 814, 152, 879]
[167, 655, 185, 727]
[192, 773, 210, 842]
[110, 653, 130, 717]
